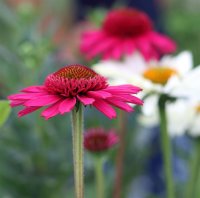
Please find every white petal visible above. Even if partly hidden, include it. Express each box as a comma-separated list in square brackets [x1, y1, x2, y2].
[171, 51, 193, 75]
[142, 95, 159, 116]
[124, 52, 147, 73]
[93, 61, 133, 82]
[171, 65, 200, 99]
[166, 100, 194, 137]
[189, 115, 200, 137]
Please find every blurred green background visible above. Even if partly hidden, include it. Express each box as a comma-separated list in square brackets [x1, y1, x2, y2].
[0, 0, 200, 197]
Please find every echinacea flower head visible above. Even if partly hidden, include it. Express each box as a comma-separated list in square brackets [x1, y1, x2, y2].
[80, 8, 176, 61]
[8, 65, 143, 120]
[84, 128, 119, 153]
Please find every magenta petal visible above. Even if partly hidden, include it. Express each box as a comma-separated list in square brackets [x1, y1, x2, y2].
[123, 39, 136, 55]
[87, 90, 112, 99]
[136, 37, 152, 60]
[106, 98, 133, 112]
[112, 94, 143, 105]
[81, 31, 103, 43]
[125, 95, 143, 105]
[105, 85, 142, 94]
[111, 43, 123, 60]
[18, 106, 41, 117]
[8, 92, 47, 100]
[77, 95, 95, 105]
[86, 38, 117, 58]
[8, 94, 23, 100]
[25, 95, 61, 106]
[102, 46, 116, 60]
[10, 99, 26, 107]
[59, 98, 76, 114]
[21, 85, 46, 93]
[93, 99, 116, 119]
[150, 32, 176, 53]
[82, 30, 101, 37]
[81, 32, 105, 52]
[41, 102, 61, 120]
[147, 47, 159, 60]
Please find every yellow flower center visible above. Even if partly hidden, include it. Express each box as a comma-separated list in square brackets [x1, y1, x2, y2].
[196, 105, 200, 113]
[143, 67, 177, 85]
[54, 65, 98, 79]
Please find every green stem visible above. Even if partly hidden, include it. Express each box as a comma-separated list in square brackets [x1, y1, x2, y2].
[158, 96, 175, 198]
[113, 110, 127, 198]
[71, 104, 84, 198]
[186, 138, 200, 198]
[95, 157, 105, 198]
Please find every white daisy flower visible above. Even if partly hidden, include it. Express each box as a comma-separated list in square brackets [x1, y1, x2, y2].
[93, 50, 200, 137]
[139, 96, 196, 137]
[93, 51, 193, 97]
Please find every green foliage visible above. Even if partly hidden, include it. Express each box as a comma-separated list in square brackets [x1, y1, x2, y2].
[87, 8, 107, 27]
[0, 100, 11, 127]
[167, 6, 200, 65]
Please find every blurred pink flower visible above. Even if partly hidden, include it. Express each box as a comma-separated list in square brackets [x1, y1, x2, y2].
[8, 65, 143, 120]
[84, 128, 119, 152]
[80, 8, 176, 61]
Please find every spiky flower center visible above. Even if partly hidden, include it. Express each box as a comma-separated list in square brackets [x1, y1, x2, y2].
[143, 67, 177, 85]
[54, 65, 98, 79]
[44, 65, 108, 97]
[103, 8, 152, 38]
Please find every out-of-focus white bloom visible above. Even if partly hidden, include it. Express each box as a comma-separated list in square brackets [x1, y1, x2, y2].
[138, 95, 159, 127]
[139, 96, 200, 137]
[93, 51, 193, 97]
[166, 66, 200, 100]
[93, 50, 200, 137]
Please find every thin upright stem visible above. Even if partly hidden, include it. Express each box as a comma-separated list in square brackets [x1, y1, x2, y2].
[158, 96, 175, 198]
[186, 138, 200, 198]
[71, 104, 84, 198]
[113, 110, 128, 198]
[95, 157, 105, 198]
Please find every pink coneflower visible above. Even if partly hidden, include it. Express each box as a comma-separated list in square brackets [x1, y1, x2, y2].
[8, 65, 143, 120]
[80, 8, 176, 61]
[84, 128, 119, 152]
